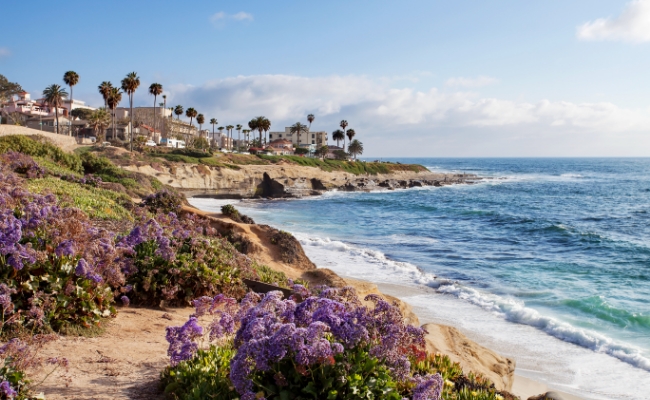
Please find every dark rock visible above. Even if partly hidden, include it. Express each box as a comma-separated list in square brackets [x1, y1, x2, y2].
[409, 180, 423, 187]
[527, 392, 565, 400]
[310, 178, 327, 190]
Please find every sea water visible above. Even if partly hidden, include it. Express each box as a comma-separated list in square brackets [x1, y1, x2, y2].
[189, 158, 650, 399]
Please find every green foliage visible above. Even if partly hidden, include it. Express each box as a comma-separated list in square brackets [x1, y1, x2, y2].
[26, 178, 133, 221]
[80, 152, 161, 196]
[1, 252, 116, 335]
[252, 345, 402, 400]
[220, 204, 254, 224]
[127, 238, 250, 306]
[192, 137, 210, 150]
[161, 345, 238, 400]
[70, 108, 93, 120]
[252, 264, 290, 288]
[0, 135, 83, 174]
[258, 155, 427, 175]
[294, 147, 309, 155]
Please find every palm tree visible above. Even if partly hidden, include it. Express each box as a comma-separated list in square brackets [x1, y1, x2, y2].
[210, 118, 217, 144]
[218, 126, 225, 148]
[340, 120, 348, 150]
[98, 81, 113, 109]
[290, 122, 309, 150]
[148, 83, 163, 141]
[121, 72, 141, 151]
[226, 125, 234, 150]
[63, 71, 79, 115]
[243, 129, 250, 148]
[348, 139, 364, 160]
[174, 105, 183, 120]
[42, 84, 68, 134]
[307, 114, 315, 130]
[106, 87, 122, 140]
[260, 117, 271, 145]
[88, 108, 110, 142]
[332, 129, 345, 148]
[236, 124, 243, 151]
[346, 128, 356, 150]
[248, 118, 260, 147]
[197, 114, 205, 133]
[185, 107, 197, 126]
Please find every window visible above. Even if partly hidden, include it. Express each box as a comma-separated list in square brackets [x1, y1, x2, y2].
[279, 134, 282, 138]
[312, 134, 315, 138]
[269, 134, 273, 138]
[312, 140, 315, 144]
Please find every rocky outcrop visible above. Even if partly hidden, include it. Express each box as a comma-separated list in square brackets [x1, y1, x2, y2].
[124, 163, 477, 199]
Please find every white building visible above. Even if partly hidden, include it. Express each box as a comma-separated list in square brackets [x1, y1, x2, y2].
[268, 127, 327, 147]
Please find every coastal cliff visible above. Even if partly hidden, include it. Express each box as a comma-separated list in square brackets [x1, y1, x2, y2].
[123, 162, 476, 198]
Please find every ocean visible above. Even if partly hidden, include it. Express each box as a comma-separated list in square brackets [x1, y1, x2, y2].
[189, 158, 650, 400]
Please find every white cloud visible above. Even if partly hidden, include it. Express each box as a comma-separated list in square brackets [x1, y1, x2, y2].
[577, 0, 650, 42]
[0, 47, 10, 58]
[210, 11, 253, 27]
[445, 76, 498, 88]
[159, 74, 650, 156]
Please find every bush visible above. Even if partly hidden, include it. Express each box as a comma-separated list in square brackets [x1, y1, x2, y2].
[0, 152, 45, 178]
[161, 345, 238, 400]
[0, 171, 120, 335]
[269, 229, 302, 264]
[220, 204, 254, 224]
[0, 135, 82, 174]
[141, 189, 185, 214]
[120, 214, 256, 306]
[294, 147, 309, 155]
[164, 287, 444, 400]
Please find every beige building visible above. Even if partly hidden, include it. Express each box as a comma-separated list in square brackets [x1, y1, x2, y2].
[268, 127, 327, 147]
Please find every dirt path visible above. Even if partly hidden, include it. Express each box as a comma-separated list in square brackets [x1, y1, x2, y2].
[33, 307, 193, 400]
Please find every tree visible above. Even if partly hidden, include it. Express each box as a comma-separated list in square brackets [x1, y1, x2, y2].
[346, 128, 356, 150]
[332, 129, 344, 148]
[42, 84, 68, 134]
[98, 81, 112, 109]
[88, 108, 110, 142]
[197, 114, 205, 132]
[148, 83, 163, 141]
[106, 87, 122, 139]
[290, 122, 309, 149]
[193, 136, 210, 150]
[236, 124, 242, 151]
[0, 74, 22, 103]
[243, 129, 250, 148]
[248, 118, 260, 147]
[121, 72, 141, 151]
[210, 118, 217, 143]
[259, 117, 271, 145]
[348, 139, 364, 160]
[340, 120, 348, 149]
[63, 71, 79, 114]
[174, 105, 183, 120]
[307, 113, 315, 129]
[70, 108, 93, 120]
[223, 125, 233, 150]
[315, 145, 329, 160]
[185, 107, 197, 126]
[218, 126, 225, 148]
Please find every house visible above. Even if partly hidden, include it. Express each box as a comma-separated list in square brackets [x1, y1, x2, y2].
[2, 91, 63, 118]
[106, 123, 132, 141]
[220, 136, 233, 149]
[136, 124, 162, 142]
[25, 115, 72, 135]
[326, 145, 347, 160]
[268, 127, 327, 147]
[267, 146, 294, 156]
[268, 139, 294, 150]
[62, 98, 96, 113]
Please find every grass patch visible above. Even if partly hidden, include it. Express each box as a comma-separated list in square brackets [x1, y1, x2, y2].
[27, 178, 133, 221]
[0, 135, 83, 173]
[258, 155, 427, 175]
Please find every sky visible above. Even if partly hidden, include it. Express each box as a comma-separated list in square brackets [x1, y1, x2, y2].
[2, 0, 650, 157]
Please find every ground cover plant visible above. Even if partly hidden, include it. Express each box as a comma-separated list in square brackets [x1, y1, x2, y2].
[258, 155, 427, 175]
[162, 286, 445, 400]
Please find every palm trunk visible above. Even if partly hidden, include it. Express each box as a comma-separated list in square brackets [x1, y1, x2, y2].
[129, 94, 134, 151]
[153, 95, 157, 143]
[55, 108, 59, 134]
[69, 87, 73, 135]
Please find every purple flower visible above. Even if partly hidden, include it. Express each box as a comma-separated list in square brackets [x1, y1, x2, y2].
[121, 296, 130, 307]
[412, 374, 443, 400]
[55, 240, 76, 257]
[165, 317, 204, 365]
[0, 380, 17, 398]
[75, 259, 89, 277]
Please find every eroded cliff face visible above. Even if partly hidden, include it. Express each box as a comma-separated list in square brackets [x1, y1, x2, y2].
[123, 163, 476, 198]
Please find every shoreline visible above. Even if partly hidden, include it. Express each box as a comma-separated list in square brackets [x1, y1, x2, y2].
[190, 199, 644, 399]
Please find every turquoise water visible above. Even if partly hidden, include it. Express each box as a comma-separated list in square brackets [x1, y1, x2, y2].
[190, 158, 650, 398]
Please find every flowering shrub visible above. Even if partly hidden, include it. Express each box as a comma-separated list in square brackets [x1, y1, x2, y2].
[0, 135, 82, 174]
[0, 152, 45, 179]
[141, 189, 185, 214]
[164, 287, 444, 400]
[0, 170, 121, 334]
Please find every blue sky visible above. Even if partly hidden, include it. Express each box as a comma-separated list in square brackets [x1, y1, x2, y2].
[2, 0, 650, 156]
